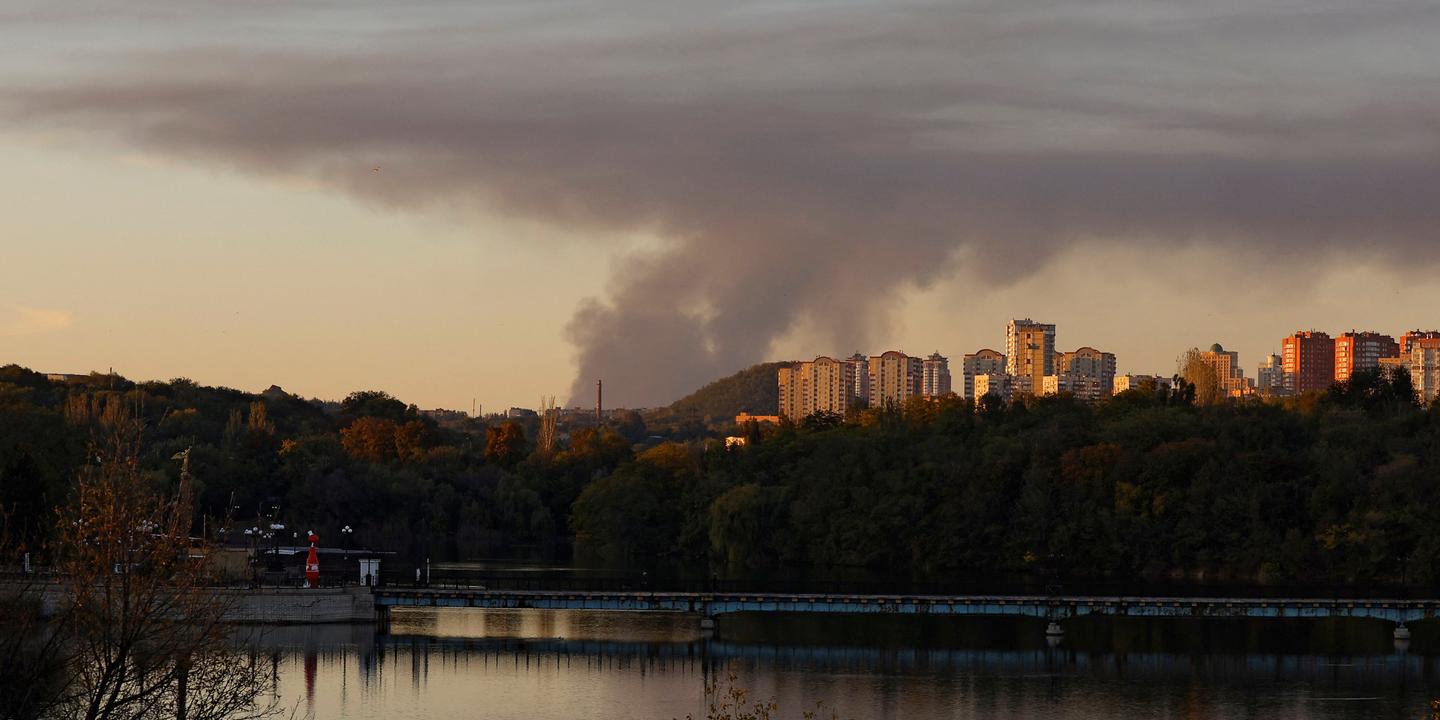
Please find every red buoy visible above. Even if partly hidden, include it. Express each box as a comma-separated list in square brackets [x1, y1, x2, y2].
[305, 532, 320, 588]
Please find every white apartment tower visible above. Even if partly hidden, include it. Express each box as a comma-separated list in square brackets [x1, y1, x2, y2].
[869, 351, 923, 407]
[1410, 344, 1440, 403]
[921, 352, 952, 397]
[777, 356, 857, 420]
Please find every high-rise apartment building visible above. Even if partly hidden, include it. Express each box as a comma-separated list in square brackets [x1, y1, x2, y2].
[1113, 374, 1171, 394]
[1281, 331, 1335, 395]
[868, 350, 923, 407]
[1042, 373, 1108, 400]
[1401, 333, 1440, 402]
[1005, 319, 1055, 395]
[1335, 331, 1399, 382]
[921, 352, 952, 397]
[846, 352, 870, 407]
[777, 364, 800, 420]
[1256, 354, 1286, 395]
[1041, 374, 1069, 396]
[1408, 342, 1440, 403]
[962, 349, 1006, 399]
[1198, 344, 1251, 397]
[777, 356, 857, 420]
[972, 373, 1011, 404]
[1400, 330, 1440, 356]
[1057, 346, 1117, 397]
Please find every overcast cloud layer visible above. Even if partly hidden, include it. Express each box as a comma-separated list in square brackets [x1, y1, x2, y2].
[6, 1, 1440, 406]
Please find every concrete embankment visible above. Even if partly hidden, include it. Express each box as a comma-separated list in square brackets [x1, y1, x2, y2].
[220, 586, 375, 624]
[7, 581, 376, 624]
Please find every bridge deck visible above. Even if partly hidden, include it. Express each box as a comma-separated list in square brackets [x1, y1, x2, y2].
[372, 588, 1440, 623]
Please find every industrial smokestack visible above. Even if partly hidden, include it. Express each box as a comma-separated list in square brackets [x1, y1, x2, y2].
[595, 379, 603, 424]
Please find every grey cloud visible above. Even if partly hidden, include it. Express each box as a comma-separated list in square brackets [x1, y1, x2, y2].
[4, 0, 1440, 405]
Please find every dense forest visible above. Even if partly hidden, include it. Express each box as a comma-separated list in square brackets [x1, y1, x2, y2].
[4, 362, 1440, 587]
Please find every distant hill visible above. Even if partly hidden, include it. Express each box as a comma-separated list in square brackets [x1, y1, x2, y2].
[644, 362, 794, 429]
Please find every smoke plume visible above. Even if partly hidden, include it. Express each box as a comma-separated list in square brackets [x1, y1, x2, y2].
[5, 1, 1440, 406]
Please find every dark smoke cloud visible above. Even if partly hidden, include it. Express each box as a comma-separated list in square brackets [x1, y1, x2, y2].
[5, 0, 1440, 406]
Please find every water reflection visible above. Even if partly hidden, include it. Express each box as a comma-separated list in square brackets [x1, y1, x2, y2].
[247, 609, 1440, 719]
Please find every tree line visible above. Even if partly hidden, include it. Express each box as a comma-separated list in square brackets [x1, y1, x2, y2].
[5, 364, 1440, 587]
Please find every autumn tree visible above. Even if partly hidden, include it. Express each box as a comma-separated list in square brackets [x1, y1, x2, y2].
[393, 419, 432, 462]
[3, 414, 276, 720]
[484, 422, 527, 467]
[1177, 348, 1222, 406]
[245, 401, 273, 434]
[340, 416, 398, 462]
[560, 426, 631, 467]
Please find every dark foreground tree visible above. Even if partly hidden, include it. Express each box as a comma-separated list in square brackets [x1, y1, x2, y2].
[0, 513, 71, 720]
[2, 408, 276, 720]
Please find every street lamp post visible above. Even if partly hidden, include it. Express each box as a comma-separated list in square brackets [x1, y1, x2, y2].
[243, 526, 260, 584]
[340, 525, 354, 559]
[269, 522, 285, 574]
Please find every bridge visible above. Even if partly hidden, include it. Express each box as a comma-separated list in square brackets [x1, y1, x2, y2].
[370, 635, 1434, 680]
[371, 587, 1440, 638]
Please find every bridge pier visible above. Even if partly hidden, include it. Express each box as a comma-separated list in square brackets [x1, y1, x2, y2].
[1044, 601, 1068, 641]
[1394, 623, 1411, 641]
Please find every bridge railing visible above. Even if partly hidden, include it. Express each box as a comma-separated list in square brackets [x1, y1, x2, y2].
[11, 563, 1434, 600]
[370, 568, 1440, 600]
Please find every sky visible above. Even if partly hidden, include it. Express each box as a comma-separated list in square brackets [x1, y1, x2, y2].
[3, 1, 1440, 411]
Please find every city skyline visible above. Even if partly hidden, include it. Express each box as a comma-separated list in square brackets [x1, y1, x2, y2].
[777, 321, 1440, 416]
[12, 312, 1440, 413]
[5, 1, 1440, 413]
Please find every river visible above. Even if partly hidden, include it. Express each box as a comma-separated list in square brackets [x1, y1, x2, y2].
[254, 609, 1440, 719]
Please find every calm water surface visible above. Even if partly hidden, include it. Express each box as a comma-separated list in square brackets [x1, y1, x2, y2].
[255, 609, 1440, 719]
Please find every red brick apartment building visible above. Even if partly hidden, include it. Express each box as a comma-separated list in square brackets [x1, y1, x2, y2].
[1334, 331, 1399, 382]
[1400, 330, 1440, 356]
[1281, 331, 1335, 394]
